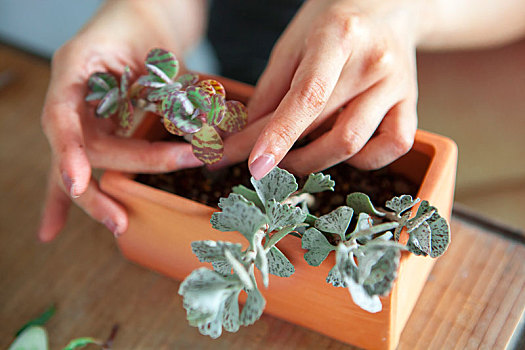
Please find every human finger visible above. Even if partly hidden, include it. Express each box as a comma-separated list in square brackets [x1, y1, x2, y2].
[38, 168, 72, 242]
[279, 80, 400, 175]
[346, 100, 416, 170]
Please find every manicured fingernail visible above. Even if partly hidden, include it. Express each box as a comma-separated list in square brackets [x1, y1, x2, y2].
[61, 172, 79, 198]
[249, 153, 275, 180]
[103, 218, 121, 237]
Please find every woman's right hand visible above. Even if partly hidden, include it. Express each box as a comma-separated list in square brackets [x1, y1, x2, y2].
[38, 0, 206, 242]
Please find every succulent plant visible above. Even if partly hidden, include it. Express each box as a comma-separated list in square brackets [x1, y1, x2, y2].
[178, 167, 450, 338]
[85, 48, 248, 165]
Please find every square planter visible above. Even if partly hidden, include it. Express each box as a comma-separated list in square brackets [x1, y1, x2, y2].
[100, 76, 457, 350]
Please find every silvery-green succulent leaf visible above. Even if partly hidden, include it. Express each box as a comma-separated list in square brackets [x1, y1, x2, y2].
[137, 74, 165, 88]
[85, 91, 106, 101]
[407, 208, 435, 233]
[346, 192, 385, 217]
[349, 222, 400, 240]
[406, 236, 427, 256]
[231, 185, 264, 210]
[251, 167, 298, 205]
[349, 213, 373, 242]
[179, 268, 242, 330]
[191, 123, 224, 165]
[211, 193, 267, 244]
[224, 249, 254, 291]
[394, 211, 411, 242]
[302, 228, 336, 266]
[186, 85, 212, 111]
[305, 213, 317, 227]
[95, 87, 119, 118]
[207, 94, 226, 125]
[355, 248, 386, 284]
[147, 82, 182, 101]
[428, 215, 450, 258]
[266, 246, 295, 277]
[197, 303, 225, 339]
[385, 195, 420, 215]
[120, 66, 131, 99]
[8, 326, 48, 350]
[335, 243, 357, 282]
[118, 98, 134, 129]
[411, 221, 431, 255]
[301, 173, 335, 194]
[218, 193, 250, 209]
[326, 265, 345, 287]
[315, 206, 353, 241]
[374, 231, 393, 241]
[255, 240, 269, 287]
[240, 287, 265, 326]
[177, 73, 199, 88]
[345, 276, 382, 313]
[145, 48, 178, 82]
[363, 247, 400, 296]
[265, 199, 306, 233]
[191, 240, 243, 275]
[88, 72, 117, 93]
[222, 289, 241, 333]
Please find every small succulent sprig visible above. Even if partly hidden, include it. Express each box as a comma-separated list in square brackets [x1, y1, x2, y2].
[179, 167, 450, 338]
[85, 48, 248, 164]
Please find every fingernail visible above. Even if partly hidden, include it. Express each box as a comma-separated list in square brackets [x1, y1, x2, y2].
[62, 172, 79, 198]
[103, 218, 121, 237]
[249, 153, 275, 180]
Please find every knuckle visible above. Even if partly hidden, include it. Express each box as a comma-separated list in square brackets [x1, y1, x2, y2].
[328, 9, 362, 42]
[365, 45, 394, 75]
[391, 130, 414, 156]
[339, 129, 366, 157]
[297, 76, 329, 111]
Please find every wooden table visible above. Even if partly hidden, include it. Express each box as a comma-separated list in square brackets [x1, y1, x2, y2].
[1, 44, 524, 349]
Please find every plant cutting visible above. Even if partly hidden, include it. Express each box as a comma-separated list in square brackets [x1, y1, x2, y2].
[85, 48, 247, 164]
[178, 166, 450, 338]
[88, 49, 458, 349]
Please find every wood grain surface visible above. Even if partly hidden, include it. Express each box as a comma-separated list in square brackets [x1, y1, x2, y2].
[1, 44, 524, 349]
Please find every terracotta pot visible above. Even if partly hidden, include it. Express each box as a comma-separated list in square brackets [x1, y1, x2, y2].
[100, 76, 457, 350]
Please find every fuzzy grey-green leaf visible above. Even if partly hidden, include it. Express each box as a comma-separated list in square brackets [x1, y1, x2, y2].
[385, 195, 419, 214]
[302, 173, 335, 194]
[240, 287, 265, 326]
[315, 206, 353, 241]
[266, 246, 295, 277]
[231, 185, 264, 210]
[346, 192, 385, 217]
[302, 228, 336, 266]
[326, 265, 345, 287]
[191, 241, 243, 275]
[251, 167, 298, 205]
[265, 199, 306, 232]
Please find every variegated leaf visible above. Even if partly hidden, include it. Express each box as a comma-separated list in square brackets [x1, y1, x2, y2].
[120, 65, 131, 99]
[326, 265, 345, 287]
[163, 116, 186, 136]
[211, 193, 267, 243]
[197, 79, 226, 97]
[315, 206, 353, 241]
[145, 48, 178, 81]
[217, 101, 247, 133]
[85, 91, 106, 101]
[137, 74, 165, 88]
[302, 173, 335, 194]
[265, 199, 306, 233]
[301, 228, 335, 266]
[147, 82, 182, 101]
[177, 73, 199, 88]
[346, 192, 385, 217]
[251, 167, 298, 205]
[186, 85, 212, 111]
[191, 123, 224, 164]
[118, 98, 134, 129]
[266, 246, 295, 277]
[161, 92, 201, 134]
[240, 287, 265, 326]
[207, 94, 226, 125]
[191, 241, 243, 275]
[88, 72, 117, 93]
[95, 87, 119, 118]
[385, 195, 420, 215]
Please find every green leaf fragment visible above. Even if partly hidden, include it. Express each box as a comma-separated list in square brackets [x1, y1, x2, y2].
[85, 91, 106, 101]
[191, 240, 243, 275]
[191, 123, 224, 164]
[411, 221, 431, 255]
[231, 185, 264, 210]
[9, 326, 48, 350]
[409, 201, 450, 257]
[207, 94, 226, 125]
[265, 199, 306, 233]
[224, 249, 254, 290]
[217, 101, 247, 133]
[266, 246, 295, 277]
[118, 98, 134, 129]
[211, 193, 267, 243]
[362, 247, 400, 297]
[326, 265, 345, 287]
[95, 87, 119, 118]
[301, 173, 335, 194]
[15, 304, 56, 337]
[251, 167, 298, 205]
[177, 73, 199, 88]
[240, 287, 265, 326]
[145, 48, 178, 81]
[301, 228, 336, 266]
[88, 72, 117, 93]
[62, 337, 100, 350]
[147, 82, 182, 101]
[315, 206, 353, 241]
[222, 289, 241, 333]
[346, 192, 385, 217]
[385, 195, 419, 215]
[186, 85, 212, 111]
[137, 74, 165, 88]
